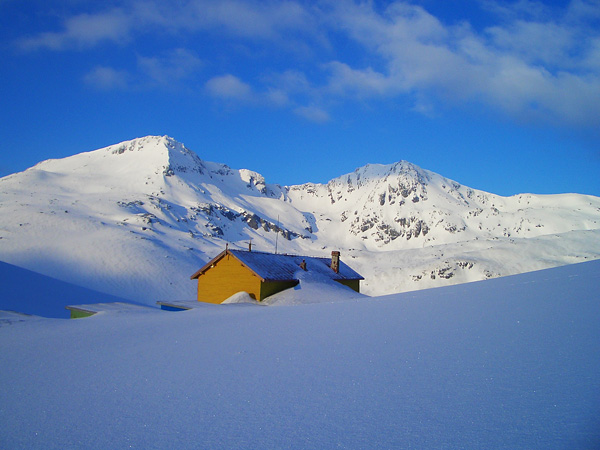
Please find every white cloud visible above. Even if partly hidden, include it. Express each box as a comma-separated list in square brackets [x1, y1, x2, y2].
[324, 62, 395, 97]
[17, 0, 315, 51]
[565, 0, 600, 23]
[205, 74, 253, 100]
[194, 0, 600, 128]
[321, 0, 600, 127]
[486, 21, 575, 67]
[18, 9, 131, 50]
[15, 0, 600, 128]
[264, 88, 290, 107]
[83, 66, 129, 90]
[137, 49, 202, 85]
[18, 0, 321, 54]
[294, 105, 330, 123]
[479, 0, 553, 21]
[268, 70, 312, 94]
[584, 38, 600, 71]
[187, 0, 312, 39]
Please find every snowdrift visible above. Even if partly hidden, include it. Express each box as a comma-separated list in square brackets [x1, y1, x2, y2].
[1, 260, 598, 449]
[0, 260, 134, 319]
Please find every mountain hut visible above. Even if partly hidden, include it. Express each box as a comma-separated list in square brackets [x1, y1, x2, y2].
[190, 249, 363, 304]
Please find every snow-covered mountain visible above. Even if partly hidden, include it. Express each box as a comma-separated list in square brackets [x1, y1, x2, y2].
[1, 135, 599, 304]
[289, 161, 598, 247]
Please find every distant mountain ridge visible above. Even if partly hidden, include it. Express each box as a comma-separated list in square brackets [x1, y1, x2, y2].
[1, 135, 599, 304]
[286, 159, 600, 248]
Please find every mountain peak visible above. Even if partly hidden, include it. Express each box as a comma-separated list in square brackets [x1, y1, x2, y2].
[108, 135, 173, 154]
[98, 135, 210, 179]
[107, 135, 193, 162]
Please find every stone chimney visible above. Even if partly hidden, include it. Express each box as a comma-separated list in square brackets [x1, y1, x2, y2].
[331, 251, 340, 273]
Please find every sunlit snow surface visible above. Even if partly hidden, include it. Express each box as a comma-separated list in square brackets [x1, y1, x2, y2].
[1, 260, 599, 449]
[1, 135, 599, 305]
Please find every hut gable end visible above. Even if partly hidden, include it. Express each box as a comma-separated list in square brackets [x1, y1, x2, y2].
[192, 251, 264, 303]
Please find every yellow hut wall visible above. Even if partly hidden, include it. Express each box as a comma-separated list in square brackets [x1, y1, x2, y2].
[197, 254, 262, 303]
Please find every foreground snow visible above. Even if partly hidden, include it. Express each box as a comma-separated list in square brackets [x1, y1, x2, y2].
[1, 260, 599, 449]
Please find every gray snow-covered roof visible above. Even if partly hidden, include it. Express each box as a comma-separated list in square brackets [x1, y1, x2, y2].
[191, 249, 363, 282]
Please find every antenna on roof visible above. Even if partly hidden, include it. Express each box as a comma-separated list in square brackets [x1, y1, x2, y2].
[247, 238, 253, 252]
[275, 215, 279, 254]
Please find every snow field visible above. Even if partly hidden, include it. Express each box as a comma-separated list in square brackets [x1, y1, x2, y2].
[1, 260, 599, 449]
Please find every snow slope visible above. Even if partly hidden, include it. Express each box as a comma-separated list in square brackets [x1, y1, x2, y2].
[0, 260, 598, 449]
[1, 135, 599, 305]
[0, 261, 133, 318]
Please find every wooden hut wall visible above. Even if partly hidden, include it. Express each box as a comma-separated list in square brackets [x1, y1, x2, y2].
[197, 254, 262, 303]
[259, 280, 299, 301]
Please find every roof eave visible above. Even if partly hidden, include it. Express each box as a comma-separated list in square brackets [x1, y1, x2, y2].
[191, 249, 267, 282]
[190, 249, 227, 279]
[262, 278, 298, 283]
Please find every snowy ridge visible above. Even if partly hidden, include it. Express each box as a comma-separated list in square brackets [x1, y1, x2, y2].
[286, 160, 600, 249]
[1, 135, 599, 304]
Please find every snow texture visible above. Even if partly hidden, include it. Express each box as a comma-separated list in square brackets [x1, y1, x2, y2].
[0, 260, 599, 449]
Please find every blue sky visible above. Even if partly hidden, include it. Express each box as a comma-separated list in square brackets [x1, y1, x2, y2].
[1, 0, 599, 196]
